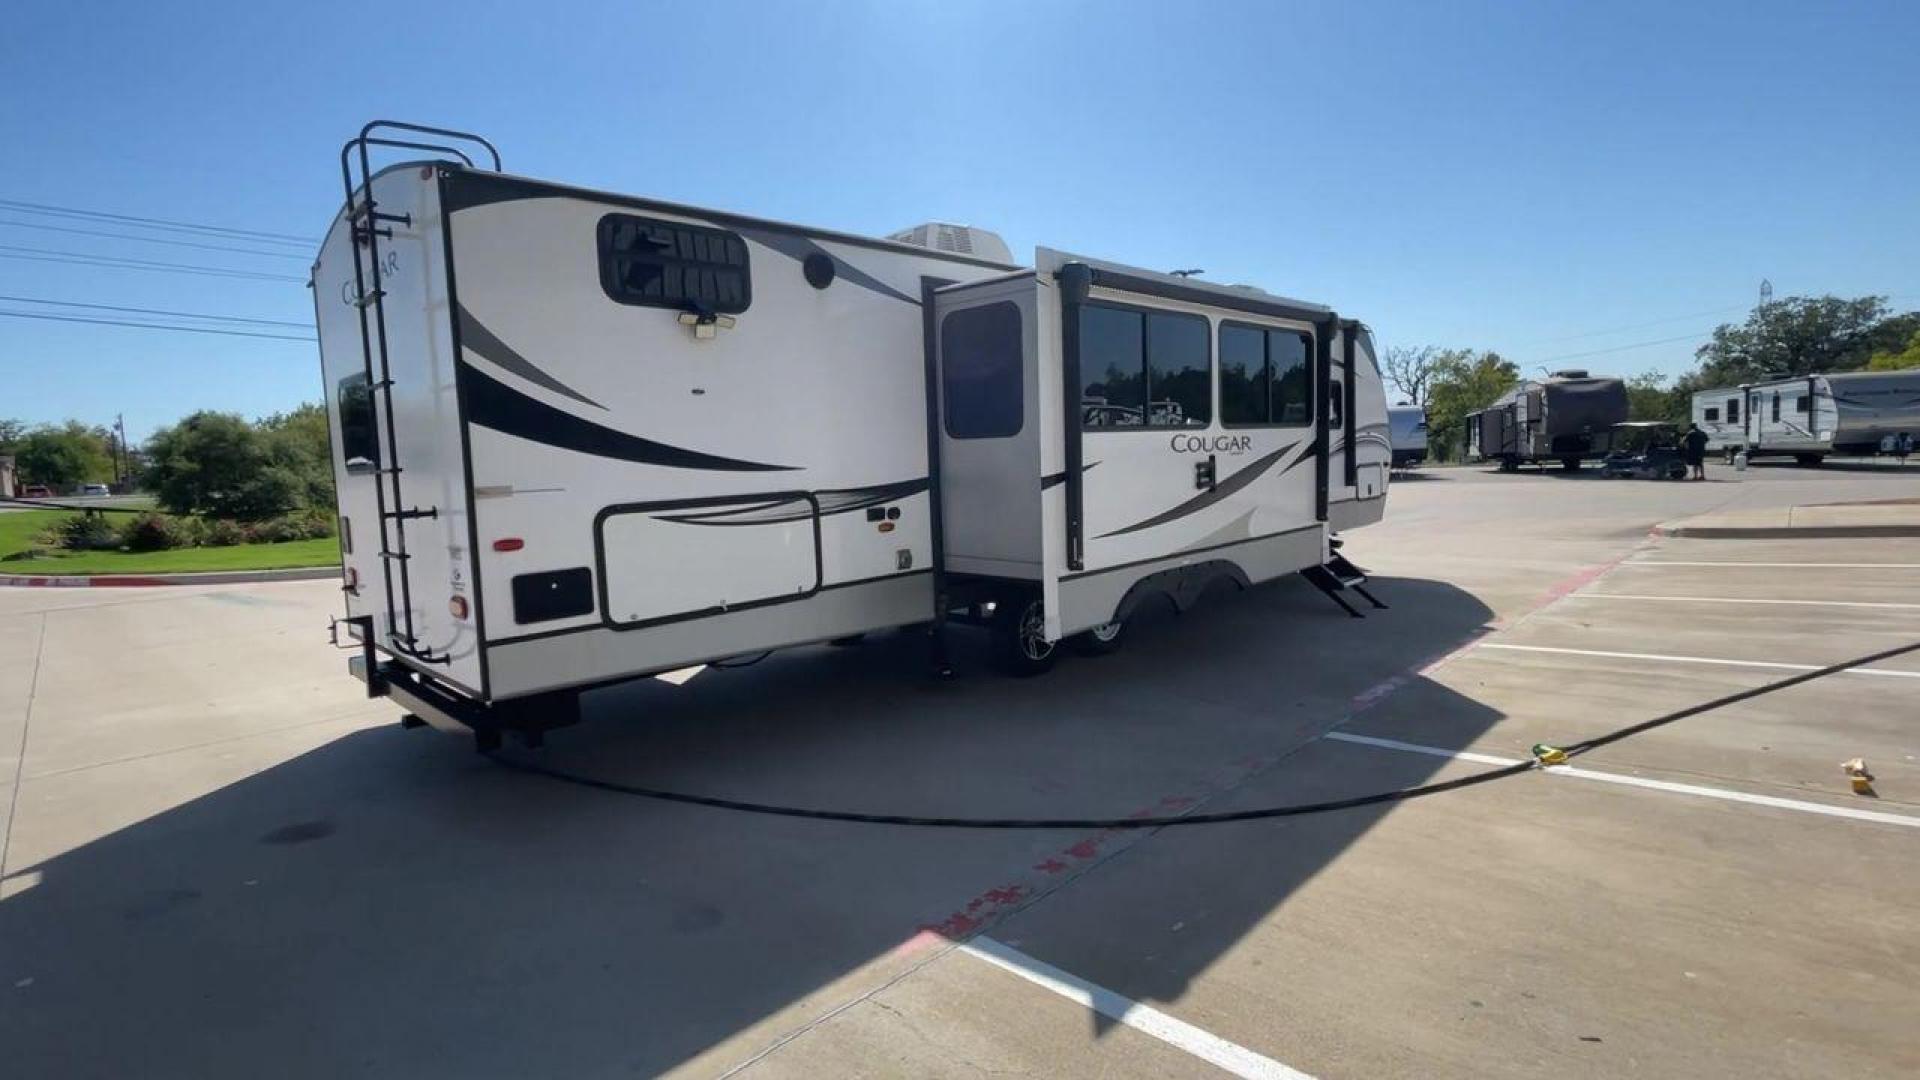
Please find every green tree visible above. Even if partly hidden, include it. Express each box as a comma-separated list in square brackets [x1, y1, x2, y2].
[259, 403, 334, 509]
[1625, 370, 1688, 424]
[15, 421, 114, 489]
[1867, 329, 1920, 371]
[1693, 296, 1895, 385]
[144, 411, 298, 520]
[1424, 349, 1520, 461]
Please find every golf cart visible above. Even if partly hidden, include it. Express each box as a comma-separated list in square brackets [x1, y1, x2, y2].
[1600, 421, 1688, 480]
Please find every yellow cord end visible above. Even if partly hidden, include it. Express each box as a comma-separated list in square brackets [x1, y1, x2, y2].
[1531, 744, 1569, 766]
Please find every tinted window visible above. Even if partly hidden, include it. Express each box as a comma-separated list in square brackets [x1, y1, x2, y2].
[337, 373, 378, 469]
[1271, 331, 1312, 424]
[1221, 323, 1313, 427]
[1704, 407, 1720, 422]
[597, 213, 751, 314]
[1146, 312, 1210, 427]
[942, 302, 1023, 439]
[1080, 305, 1146, 427]
[1795, 395, 1809, 413]
[1219, 324, 1266, 425]
[1726, 398, 1740, 423]
[1771, 392, 1781, 422]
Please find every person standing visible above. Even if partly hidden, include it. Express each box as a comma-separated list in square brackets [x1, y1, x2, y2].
[1683, 423, 1710, 480]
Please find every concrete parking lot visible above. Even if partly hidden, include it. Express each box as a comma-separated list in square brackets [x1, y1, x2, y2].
[2, 461, 1916, 1078]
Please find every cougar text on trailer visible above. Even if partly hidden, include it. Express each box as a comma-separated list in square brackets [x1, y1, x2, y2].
[315, 123, 1391, 746]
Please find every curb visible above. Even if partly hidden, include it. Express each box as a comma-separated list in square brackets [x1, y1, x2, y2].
[0, 566, 338, 588]
[1655, 523, 1920, 540]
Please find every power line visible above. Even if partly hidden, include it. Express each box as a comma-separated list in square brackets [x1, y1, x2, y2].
[1537, 330, 1715, 364]
[0, 197, 316, 246]
[0, 245, 306, 283]
[1520, 303, 1753, 347]
[0, 294, 311, 328]
[0, 218, 311, 260]
[0, 309, 315, 342]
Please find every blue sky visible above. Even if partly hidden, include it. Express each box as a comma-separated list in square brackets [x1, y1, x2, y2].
[2, 0, 1915, 437]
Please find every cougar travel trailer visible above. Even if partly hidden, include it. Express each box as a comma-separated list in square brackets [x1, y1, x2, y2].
[1689, 371, 1920, 464]
[317, 123, 1389, 745]
[1465, 370, 1629, 471]
[1388, 404, 1428, 467]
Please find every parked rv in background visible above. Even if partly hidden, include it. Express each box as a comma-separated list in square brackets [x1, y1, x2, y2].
[1465, 370, 1629, 471]
[1388, 405, 1428, 468]
[1690, 370, 1920, 465]
[317, 122, 1391, 748]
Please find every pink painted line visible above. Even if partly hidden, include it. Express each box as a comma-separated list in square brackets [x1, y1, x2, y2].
[911, 548, 1646, 950]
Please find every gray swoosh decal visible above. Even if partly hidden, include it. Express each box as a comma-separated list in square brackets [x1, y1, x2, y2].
[459, 305, 606, 410]
[738, 228, 920, 305]
[1040, 460, 1101, 489]
[1095, 441, 1299, 539]
[657, 479, 930, 526]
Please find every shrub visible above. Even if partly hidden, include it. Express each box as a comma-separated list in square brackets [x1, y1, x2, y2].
[55, 513, 120, 552]
[119, 513, 191, 552]
[199, 518, 249, 547]
[293, 507, 337, 539]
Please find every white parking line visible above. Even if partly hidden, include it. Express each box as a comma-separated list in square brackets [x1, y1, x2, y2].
[1627, 561, 1920, 569]
[1569, 594, 1920, 611]
[1477, 642, 1920, 680]
[1323, 732, 1920, 830]
[959, 936, 1313, 1080]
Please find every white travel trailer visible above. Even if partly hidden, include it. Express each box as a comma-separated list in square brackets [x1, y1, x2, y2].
[1690, 371, 1920, 464]
[1387, 405, 1428, 468]
[316, 124, 1389, 745]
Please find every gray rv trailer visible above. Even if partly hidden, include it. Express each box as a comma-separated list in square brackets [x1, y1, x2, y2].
[1465, 370, 1629, 471]
[1690, 370, 1920, 464]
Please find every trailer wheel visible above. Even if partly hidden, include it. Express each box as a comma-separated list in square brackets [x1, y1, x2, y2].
[1560, 456, 1582, 472]
[1795, 453, 1825, 467]
[1069, 617, 1126, 657]
[1663, 461, 1688, 481]
[1498, 456, 1519, 473]
[992, 596, 1057, 676]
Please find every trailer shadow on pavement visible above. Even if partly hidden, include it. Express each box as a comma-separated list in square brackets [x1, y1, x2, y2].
[0, 574, 1503, 1077]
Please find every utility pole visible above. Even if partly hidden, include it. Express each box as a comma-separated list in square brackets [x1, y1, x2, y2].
[114, 413, 127, 487]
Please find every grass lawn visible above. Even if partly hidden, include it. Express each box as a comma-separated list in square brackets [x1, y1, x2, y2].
[0, 509, 339, 576]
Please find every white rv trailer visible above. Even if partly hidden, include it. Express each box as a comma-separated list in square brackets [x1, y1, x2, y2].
[1387, 404, 1428, 468]
[316, 123, 1390, 745]
[1690, 371, 1920, 464]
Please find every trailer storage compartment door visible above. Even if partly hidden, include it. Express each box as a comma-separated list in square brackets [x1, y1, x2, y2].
[595, 495, 821, 629]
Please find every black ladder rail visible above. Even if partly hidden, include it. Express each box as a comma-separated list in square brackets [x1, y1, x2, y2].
[336, 124, 497, 667]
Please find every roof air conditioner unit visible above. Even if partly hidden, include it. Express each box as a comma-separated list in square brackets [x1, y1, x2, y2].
[887, 222, 1013, 265]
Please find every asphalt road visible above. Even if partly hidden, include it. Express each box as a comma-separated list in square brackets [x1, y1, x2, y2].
[1, 458, 1916, 1078]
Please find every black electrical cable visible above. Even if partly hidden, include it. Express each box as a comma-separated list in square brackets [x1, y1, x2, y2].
[0, 310, 316, 342]
[0, 294, 311, 327]
[0, 197, 316, 246]
[482, 636, 1920, 829]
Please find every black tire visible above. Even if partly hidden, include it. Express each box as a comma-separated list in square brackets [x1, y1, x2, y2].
[1664, 461, 1688, 481]
[991, 595, 1057, 676]
[1498, 456, 1519, 473]
[1795, 453, 1825, 467]
[1561, 456, 1582, 472]
[1069, 616, 1127, 656]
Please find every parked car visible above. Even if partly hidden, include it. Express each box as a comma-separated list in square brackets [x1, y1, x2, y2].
[79, 483, 111, 497]
[20, 484, 54, 499]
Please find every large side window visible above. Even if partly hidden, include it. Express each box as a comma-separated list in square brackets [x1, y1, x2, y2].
[1704, 406, 1720, 422]
[1771, 392, 1781, 422]
[1726, 398, 1740, 423]
[1078, 303, 1212, 430]
[942, 302, 1023, 439]
[337, 373, 378, 470]
[597, 213, 751, 314]
[1080, 304, 1146, 427]
[1795, 395, 1809, 414]
[1220, 322, 1313, 427]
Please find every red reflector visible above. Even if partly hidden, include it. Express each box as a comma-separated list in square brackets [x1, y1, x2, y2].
[492, 538, 524, 552]
[877, 521, 895, 533]
[449, 595, 469, 620]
